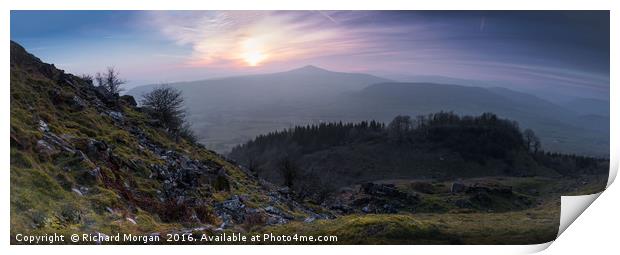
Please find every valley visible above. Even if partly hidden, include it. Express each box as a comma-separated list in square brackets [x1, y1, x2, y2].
[128, 67, 610, 157]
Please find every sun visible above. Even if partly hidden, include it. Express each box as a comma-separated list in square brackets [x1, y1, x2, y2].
[242, 51, 267, 66]
[240, 37, 269, 66]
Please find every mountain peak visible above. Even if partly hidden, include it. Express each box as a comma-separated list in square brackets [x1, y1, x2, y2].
[287, 65, 332, 74]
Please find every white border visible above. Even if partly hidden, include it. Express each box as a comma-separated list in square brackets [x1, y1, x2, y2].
[2, 1, 617, 254]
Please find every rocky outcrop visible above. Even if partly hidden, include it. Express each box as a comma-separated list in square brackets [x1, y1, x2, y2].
[324, 183, 420, 214]
[454, 182, 533, 211]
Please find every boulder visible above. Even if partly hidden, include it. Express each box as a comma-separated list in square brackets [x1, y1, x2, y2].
[107, 111, 124, 122]
[71, 95, 87, 110]
[120, 95, 137, 107]
[451, 182, 466, 193]
[222, 195, 245, 211]
[38, 120, 50, 132]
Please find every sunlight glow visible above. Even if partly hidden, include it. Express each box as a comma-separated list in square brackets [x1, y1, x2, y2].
[240, 37, 268, 66]
[242, 51, 267, 66]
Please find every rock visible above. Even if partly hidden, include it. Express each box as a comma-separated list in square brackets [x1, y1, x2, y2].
[455, 199, 472, 208]
[71, 188, 83, 196]
[451, 182, 466, 193]
[382, 203, 398, 213]
[60, 205, 82, 224]
[90, 167, 102, 177]
[360, 183, 404, 197]
[470, 192, 493, 207]
[214, 196, 248, 226]
[277, 187, 291, 195]
[361, 205, 372, 213]
[85, 139, 109, 160]
[108, 111, 124, 122]
[94, 232, 109, 245]
[222, 195, 245, 211]
[265, 215, 288, 225]
[94, 86, 115, 104]
[126, 217, 137, 225]
[71, 95, 87, 110]
[219, 213, 233, 228]
[30, 211, 50, 229]
[304, 216, 316, 223]
[35, 139, 58, 157]
[75, 150, 91, 162]
[43, 133, 75, 154]
[38, 120, 50, 132]
[264, 206, 279, 214]
[120, 95, 137, 107]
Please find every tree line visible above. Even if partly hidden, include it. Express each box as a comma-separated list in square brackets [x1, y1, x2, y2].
[232, 111, 540, 165]
[230, 111, 607, 202]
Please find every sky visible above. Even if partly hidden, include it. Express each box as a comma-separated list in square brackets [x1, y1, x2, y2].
[10, 11, 610, 99]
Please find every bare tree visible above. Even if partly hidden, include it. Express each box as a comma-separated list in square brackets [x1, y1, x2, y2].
[95, 67, 125, 96]
[141, 85, 186, 135]
[79, 74, 94, 85]
[532, 136, 541, 154]
[94, 72, 105, 87]
[523, 128, 541, 153]
[388, 115, 413, 142]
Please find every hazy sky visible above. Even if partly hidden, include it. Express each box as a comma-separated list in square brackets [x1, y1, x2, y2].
[11, 11, 609, 98]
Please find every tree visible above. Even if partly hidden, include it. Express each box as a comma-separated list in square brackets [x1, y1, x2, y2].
[523, 128, 541, 153]
[95, 67, 125, 96]
[278, 157, 298, 188]
[244, 150, 260, 174]
[532, 137, 541, 154]
[141, 85, 186, 135]
[387, 115, 412, 142]
[94, 73, 105, 87]
[79, 74, 94, 86]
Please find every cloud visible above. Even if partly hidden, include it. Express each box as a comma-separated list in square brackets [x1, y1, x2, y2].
[137, 10, 608, 96]
[144, 11, 378, 68]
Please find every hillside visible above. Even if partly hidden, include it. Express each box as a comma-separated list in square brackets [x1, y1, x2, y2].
[10, 41, 319, 241]
[340, 82, 608, 156]
[559, 97, 610, 116]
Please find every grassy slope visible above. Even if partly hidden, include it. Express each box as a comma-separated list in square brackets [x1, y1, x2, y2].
[9, 43, 289, 239]
[261, 176, 606, 245]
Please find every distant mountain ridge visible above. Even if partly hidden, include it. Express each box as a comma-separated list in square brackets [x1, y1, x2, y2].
[127, 66, 609, 156]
